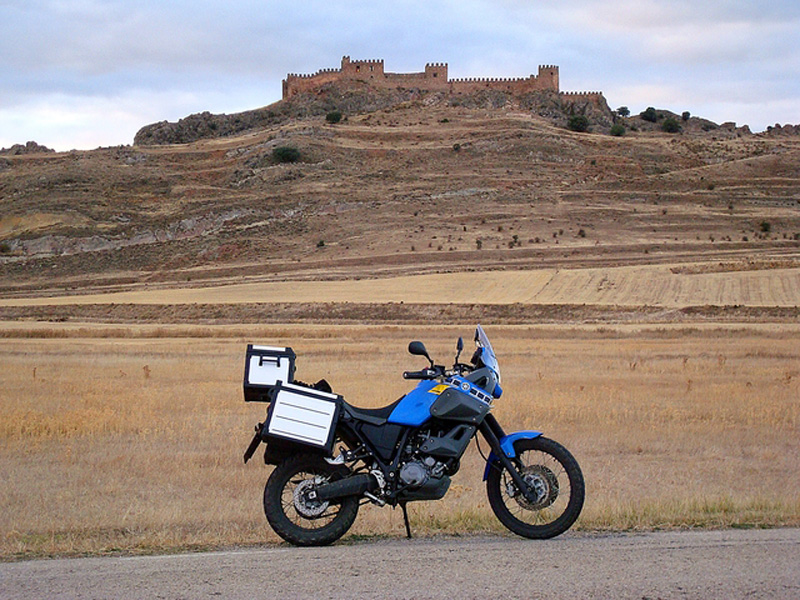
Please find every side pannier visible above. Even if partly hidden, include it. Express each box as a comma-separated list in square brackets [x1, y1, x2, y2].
[262, 382, 342, 454]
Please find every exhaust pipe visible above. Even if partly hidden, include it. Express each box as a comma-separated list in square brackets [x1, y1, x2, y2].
[314, 473, 378, 501]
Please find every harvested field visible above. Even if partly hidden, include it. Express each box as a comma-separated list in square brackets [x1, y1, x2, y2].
[2, 323, 798, 558]
[2, 264, 800, 308]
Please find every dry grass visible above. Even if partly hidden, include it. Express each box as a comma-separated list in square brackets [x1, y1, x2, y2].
[2, 323, 799, 558]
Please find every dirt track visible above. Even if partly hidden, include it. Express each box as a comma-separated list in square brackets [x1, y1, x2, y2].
[3, 529, 799, 599]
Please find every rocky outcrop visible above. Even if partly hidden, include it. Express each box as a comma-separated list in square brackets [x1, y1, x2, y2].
[1, 210, 252, 259]
[0, 141, 55, 155]
[763, 123, 800, 137]
[134, 83, 617, 146]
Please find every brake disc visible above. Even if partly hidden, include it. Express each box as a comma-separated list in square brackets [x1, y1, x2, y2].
[507, 465, 559, 510]
[293, 477, 330, 518]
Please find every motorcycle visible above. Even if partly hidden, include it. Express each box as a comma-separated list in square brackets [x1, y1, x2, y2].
[243, 325, 584, 546]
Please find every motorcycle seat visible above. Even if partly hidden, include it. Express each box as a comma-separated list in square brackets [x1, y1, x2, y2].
[342, 398, 402, 426]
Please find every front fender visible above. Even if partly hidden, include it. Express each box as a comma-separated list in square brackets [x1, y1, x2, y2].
[482, 430, 542, 481]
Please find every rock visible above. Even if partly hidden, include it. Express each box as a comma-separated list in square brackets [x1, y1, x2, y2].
[0, 141, 56, 155]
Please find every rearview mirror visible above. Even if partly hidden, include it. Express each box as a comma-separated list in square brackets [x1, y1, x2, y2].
[408, 341, 433, 366]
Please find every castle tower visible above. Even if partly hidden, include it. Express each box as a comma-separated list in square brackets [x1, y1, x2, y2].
[537, 65, 559, 92]
[425, 62, 448, 81]
[341, 56, 385, 80]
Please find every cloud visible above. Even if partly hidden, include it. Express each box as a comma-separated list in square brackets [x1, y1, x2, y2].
[1, 0, 799, 148]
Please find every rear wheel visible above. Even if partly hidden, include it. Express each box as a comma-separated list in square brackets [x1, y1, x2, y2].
[486, 436, 584, 539]
[264, 453, 359, 546]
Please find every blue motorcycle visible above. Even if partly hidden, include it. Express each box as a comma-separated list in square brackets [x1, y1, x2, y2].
[243, 326, 584, 546]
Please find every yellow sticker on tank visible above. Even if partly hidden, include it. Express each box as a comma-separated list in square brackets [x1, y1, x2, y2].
[429, 384, 449, 395]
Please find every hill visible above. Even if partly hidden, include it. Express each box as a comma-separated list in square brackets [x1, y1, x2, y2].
[1, 87, 799, 312]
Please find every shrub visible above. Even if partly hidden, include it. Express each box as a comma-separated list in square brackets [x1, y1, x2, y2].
[316, 240, 325, 248]
[0, 242, 10, 254]
[326, 111, 342, 124]
[760, 221, 771, 233]
[567, 115, 590, 132]
[661, 118, 681, 133]
[640, 107, 658, 123]
[610, 123, 626, 137]
[272, 146, 301, 163]
[682, 111, 691, 121]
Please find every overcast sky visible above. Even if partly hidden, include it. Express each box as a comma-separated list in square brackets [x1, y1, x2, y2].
[2, 0, 799, 151]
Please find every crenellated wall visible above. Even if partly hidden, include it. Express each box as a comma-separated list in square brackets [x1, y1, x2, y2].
[282, 57, 600, 104]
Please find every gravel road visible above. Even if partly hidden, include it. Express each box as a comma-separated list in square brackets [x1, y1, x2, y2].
[2, 528, 799, 599]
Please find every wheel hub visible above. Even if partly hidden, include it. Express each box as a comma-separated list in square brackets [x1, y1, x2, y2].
[293, 477, 330, 518]
[507, 465, 559, 510]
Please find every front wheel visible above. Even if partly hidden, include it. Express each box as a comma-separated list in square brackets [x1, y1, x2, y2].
[264, 453, 359, 546]
[486, 436, 584, 539]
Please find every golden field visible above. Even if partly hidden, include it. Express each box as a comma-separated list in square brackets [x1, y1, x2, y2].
[2, 263, 800, 308]
[2, 323, 798, 559]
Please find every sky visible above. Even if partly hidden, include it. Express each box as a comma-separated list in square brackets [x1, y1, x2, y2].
[2, 0, 799, 151]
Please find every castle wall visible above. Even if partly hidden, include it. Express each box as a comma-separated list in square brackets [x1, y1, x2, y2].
[282, 57, 586, 100]
[283, 69, 343, 97]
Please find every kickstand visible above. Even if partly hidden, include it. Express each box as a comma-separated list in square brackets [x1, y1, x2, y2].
[400, 502, 412, 539]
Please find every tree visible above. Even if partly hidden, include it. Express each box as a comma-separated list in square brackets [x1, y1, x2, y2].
[681, 111, 691, 121]
[661, 117, 681, 133]
[640, 107, 658, 123]
[567, 115, 590, 132]
[272, 146, 301, 163]
[616, 106, 630, 118]
[610, 123, 626, 137]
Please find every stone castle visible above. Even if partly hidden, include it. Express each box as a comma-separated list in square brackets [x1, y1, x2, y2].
[283, 56, 604, 106]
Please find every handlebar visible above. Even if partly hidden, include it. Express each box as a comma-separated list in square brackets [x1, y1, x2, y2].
[403, 368, 437, 380]
[404, 361, 475, 380]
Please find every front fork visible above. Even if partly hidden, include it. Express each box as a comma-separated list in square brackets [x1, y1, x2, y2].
[478, 414, 540, 504]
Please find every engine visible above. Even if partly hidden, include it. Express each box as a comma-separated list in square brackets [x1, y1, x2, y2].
[399, 457, 446, 488]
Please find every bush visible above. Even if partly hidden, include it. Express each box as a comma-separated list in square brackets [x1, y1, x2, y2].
[272, 146, 301, 163]
[661, 118, 681, 133]
[326, 111, 342, 124]
[567, 115, 590, 132]
[760, 221, 771, 233]
[0, 242, 10, 254]
[640, 107, 658, 123]
[610, 123, 626, 137]
[682, 111, 691, 121]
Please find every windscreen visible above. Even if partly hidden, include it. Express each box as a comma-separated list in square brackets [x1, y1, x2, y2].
[475, 325, 500, 379]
